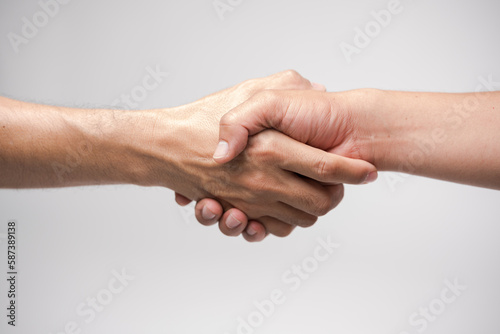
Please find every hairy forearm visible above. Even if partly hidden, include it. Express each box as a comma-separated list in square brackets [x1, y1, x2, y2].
[352, 89, 500, 189]
[0, 96, 167, 188]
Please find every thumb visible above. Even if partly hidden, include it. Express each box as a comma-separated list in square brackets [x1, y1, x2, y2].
[213, 92, 284, 163]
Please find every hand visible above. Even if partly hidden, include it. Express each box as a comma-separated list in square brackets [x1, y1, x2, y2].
[172, 70, 331, 240]
[174, 69, 326, 206]
[212, 88, 379, 165]
[211, 87, 500, 190]
[177, 72, 377, 241]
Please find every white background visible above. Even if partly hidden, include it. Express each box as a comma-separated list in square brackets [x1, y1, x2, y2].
[0, 0, 499, 333]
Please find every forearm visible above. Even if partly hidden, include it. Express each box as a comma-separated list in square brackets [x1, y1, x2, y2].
[0, 96, 173, 188]
[352, 89, 500, 189]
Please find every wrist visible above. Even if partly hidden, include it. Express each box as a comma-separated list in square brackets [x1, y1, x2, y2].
[349, 89, 453, 174]
[105, 106, 191, 188]
[124, 104, 221, 199]
[342, 88, 416, 172]
[79, 108, 161, 186]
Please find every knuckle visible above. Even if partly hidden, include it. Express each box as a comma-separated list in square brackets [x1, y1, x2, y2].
[281, 70, 308, 86]
[314, 192, 335, 216]
[314, 185, 344, 215]
[246, 132, 276, 160]
[220, 111, 239, 126]
[282, 69, 301, 80]
[315, 156, 336, 181]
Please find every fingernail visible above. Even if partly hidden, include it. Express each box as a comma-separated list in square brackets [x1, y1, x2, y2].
[363, 171, 378, 184]
[202, 206, 216, 220]
[311, 82, 326, 91]
[213, 141, 229, 160]
[226, 214, 242, 229]
[246, 226, 257, 236]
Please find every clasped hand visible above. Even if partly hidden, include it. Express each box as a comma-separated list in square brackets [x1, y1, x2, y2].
[172, 71, 377, 242]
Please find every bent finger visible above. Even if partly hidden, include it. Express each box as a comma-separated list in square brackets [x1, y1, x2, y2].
[218, 208, 249, 237]
[242, 221, 268, 242]
[274, 175, 345, 217]
[175, 193, 192, 206]
[195, 198, 224, 226]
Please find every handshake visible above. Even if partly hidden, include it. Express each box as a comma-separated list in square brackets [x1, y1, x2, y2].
[172, 70, 379, 242]
[1, 70, 498, 239]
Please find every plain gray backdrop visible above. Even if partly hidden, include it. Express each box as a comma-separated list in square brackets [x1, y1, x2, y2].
[0, 0, 499, 333]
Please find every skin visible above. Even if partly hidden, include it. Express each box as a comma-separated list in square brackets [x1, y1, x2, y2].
[0, 71, 377, 239]
[195, 78, 500, 241]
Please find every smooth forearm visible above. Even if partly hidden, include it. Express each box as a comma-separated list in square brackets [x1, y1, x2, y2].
[352, 89, 500, 189]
